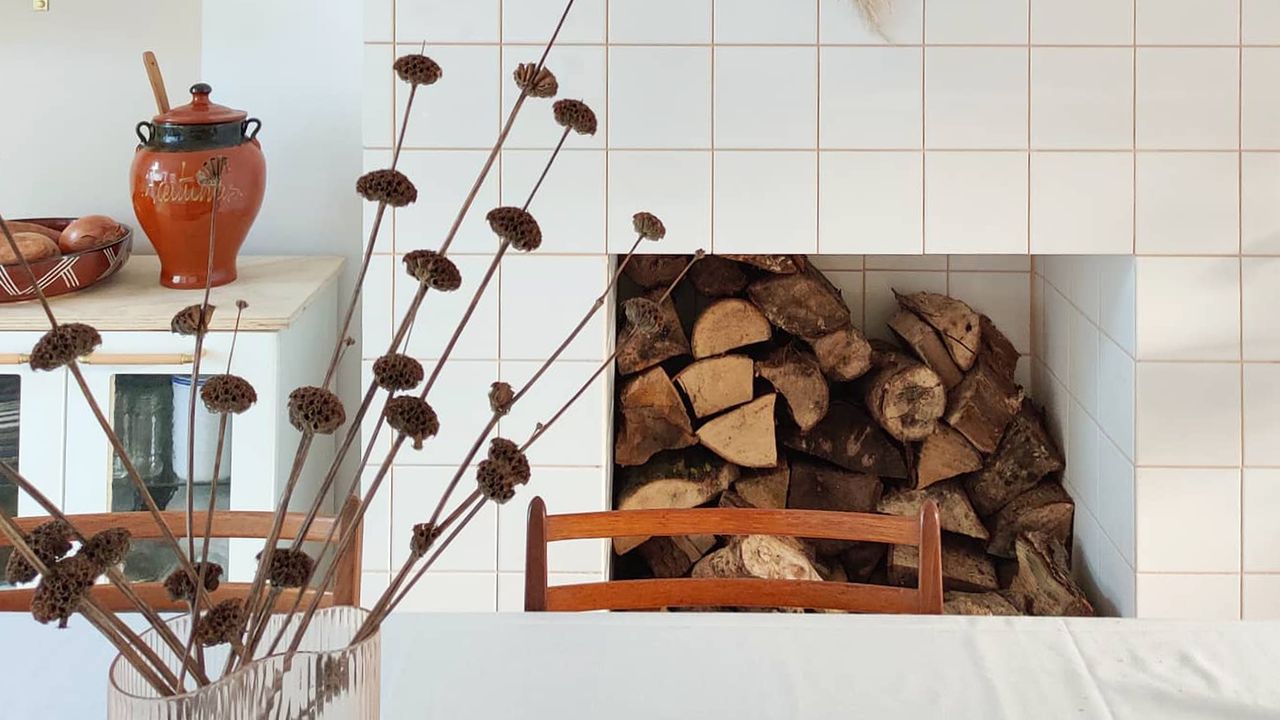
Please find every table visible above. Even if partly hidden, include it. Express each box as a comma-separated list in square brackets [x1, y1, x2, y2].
[2, 613, 1278, 718]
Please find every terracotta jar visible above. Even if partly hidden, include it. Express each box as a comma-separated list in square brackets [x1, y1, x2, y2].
[131, 83, 265, 288]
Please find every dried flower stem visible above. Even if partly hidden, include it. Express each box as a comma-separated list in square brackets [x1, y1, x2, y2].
[185, 169, 221, 580]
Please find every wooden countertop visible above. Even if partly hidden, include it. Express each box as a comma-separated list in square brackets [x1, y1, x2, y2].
[0, 256, 344, 332]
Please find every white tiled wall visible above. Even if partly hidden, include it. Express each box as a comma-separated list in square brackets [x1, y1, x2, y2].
[363, 0, 1280, 617]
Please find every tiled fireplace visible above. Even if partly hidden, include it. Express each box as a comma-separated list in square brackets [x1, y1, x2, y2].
[360, 0, 1280, 618]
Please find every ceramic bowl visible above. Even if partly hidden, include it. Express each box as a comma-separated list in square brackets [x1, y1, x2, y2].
[0, 218, 133, 303]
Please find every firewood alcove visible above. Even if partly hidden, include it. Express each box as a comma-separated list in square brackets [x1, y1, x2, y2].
[610, 254, 1094, 617]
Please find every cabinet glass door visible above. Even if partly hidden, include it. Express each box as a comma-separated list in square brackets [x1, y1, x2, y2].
[0, 375, 17, 587]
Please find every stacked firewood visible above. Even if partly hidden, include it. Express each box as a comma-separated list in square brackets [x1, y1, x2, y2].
[612, 254, 1094, 617]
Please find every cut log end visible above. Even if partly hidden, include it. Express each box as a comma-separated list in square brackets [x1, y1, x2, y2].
[691, 298, 772, 359]
[895, 290, 981, 371]
[866, 361, 946, 442]
[675, 354, 755, 419]
[1010, 532, 1094, 617]
[757, 345, 830, 433]
[614, 367, 696, 467]
[807, 326, 873, 382]
[696, 394, 778, 468]
[616, 290, 690, 376]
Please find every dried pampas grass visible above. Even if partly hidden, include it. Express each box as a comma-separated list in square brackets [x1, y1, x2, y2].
[852, 0, 892, 39]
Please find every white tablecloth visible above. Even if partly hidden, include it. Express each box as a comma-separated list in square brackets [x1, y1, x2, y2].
[2, 613, 1278, 719]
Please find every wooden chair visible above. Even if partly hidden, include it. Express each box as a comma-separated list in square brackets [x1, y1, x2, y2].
[0, 496, 361, 613]
[525, 497, 942, 614]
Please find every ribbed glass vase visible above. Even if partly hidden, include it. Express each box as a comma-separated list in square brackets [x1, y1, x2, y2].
[107, 606, 379, 719]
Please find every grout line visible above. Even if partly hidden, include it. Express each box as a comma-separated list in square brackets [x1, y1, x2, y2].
[1239, 0, 1247, 619]
[710, 0, 717, 255]
[365, 39, 1280, 49]
[815, 0, 822, 254]
[1026, 0, 1032, 255]
[369, 145, 1260, 153]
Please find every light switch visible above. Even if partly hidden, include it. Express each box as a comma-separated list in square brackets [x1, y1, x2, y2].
[33, 0, 48, 10]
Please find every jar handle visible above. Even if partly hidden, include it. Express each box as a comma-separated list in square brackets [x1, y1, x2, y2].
[135, 121, 154, 146]
[242, 117, 262, 141]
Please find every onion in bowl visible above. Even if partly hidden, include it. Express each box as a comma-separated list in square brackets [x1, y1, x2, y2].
[59, 215, 126, 253]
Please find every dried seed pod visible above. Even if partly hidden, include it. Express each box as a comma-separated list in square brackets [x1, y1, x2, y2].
[195, 598, 245, 647]
[373, 353, 425, 392]
[356, 168, 418, 208]
[196, 156, 229, 188]
[632, 212, 666, 242]
[29, 323, 102, 371]
[393, 53, 442, 86]
[163, 562, 224, 603]
[488, 381, 515, 416]
[409, 522, 442, 559]
[79, 527, 131, 572]
[385, 395, 440, 450]
[622, 297, 664, 336]
[3, 519, 73, 585]
[402, 249, 462, 291]
[288, 386, 346, 435]
[513, 62, 558, 98]
[552, 99, 597, 136]
[266, 549, 315, 589]
[171, 304, 214, 336]
[476, 459, 523, 504]
[201, 374, 258, 415]
[30, 554, 96, 628]
[485, 207, 542, 252]
[487, 437, 531, 486]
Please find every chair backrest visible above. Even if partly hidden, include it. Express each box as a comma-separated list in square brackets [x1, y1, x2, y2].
[525, 498, 943, 614]
[0, 496, 362, 613]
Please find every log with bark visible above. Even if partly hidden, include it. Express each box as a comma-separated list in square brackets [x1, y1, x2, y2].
[734, 459, 790, 509]
[696, 393, 778, 468]
[756, 345, 829, 433]
[779, 402, 908, 479]
[636, 534, 717, 578]
[675, 354, 754, 419]
[887, 538, 998, 593]
[688, 255, 748, 297]
[895, 291, 981, 371]
[888, 308, 964, 388]
[806, 326, 873, 382]
[944, 358, 1024, 454]
[944, 591, 1023, 616]
[614, 367, 697, 467]
[916, 425, 983, 489]
[723, 254, 801, 274]
[747, 260, 852, 338]
[979, 314, 1020, 382]
[616, 290, 690, 375]
[690, 298, 772, 358]
[788, 457, 883, 555]
[691, 535, 822, 581]
[622, 254, 689, 289]
[965, 405, 1065, 517]
[839, 543, 888, 584]
[876, 480, 988, 541]
[865, 357, 947, 442]
[614, 449, 738, 554]
[987, 481, 1074, 558]
[1010, 532, 1094, 616]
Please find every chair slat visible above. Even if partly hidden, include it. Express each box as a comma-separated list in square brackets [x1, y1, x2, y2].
[546, 508, 919, 545]
[0, 582, 331, 614]
[0, 511, 337, 545]
[546, 578, 921, 614]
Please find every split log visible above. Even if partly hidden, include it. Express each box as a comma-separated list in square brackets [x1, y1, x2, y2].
[788, 457, 883, 555]
[688, 255, 748, 297]
[876, 480, 989, 541]
[616, 290, 690, 375]
[723, 254, 800, 274]
[944, 358, 1023, 454]
[888, 309, 964, 388]
[839, 543, 888, 583]
[718, 488, 754, 509]
[895, 291, 980, 371]
[944, 591, 1023, 616]
[636, 534, 716, 578]
[916, 425, 983, 489]
[690, 298, 772, 358]
[865, 359, 946, 442]
[734, 459, 790, 509]
[979, 314, 1019, 382]
[691, 535, 822, 581]
[806, 326, 873, 382]
[1010, 532, 1094, 616]
[779, 402, 907, 480]
[622, 254, 689, 289]
[747, 261, 852, 338]
[988, 481, 1074, 558]
[965, 406, 1065, 516]
[756, 345, 829, 433]
[614, 449, 738, 554]
[887, 539, 998, 593]
[614, 367, 697, 467]
[675, 354, 754, 419]
[696, 394, 778, 468]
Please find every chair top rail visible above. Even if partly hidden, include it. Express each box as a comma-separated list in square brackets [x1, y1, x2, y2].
[0, 511, 337, 545]
[545, 507, 921, 546]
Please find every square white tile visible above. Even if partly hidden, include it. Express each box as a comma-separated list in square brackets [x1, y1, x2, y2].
[819, 0, 924, 44]
[947, 272, 1031, 353]
[1031, 273, 1045, 360]
[500, 254, 609, 360]
[1136, 362, 1241, 466]
[501, 45, 606, 150]
[1135, 153, 1239, 255]
[1244, 0, 1280, 44]
[396, 361, 499, 466]
[497, 467, 608, 572]
[948, 255, 1031, 272]
[1068, 256, 1102, 325]
[713, 152, 817, 254]
[397, 572, 497, 611]
[925, 48, 1028, 149]
[1245, 469, 1280, 572]
[1243, 49, 1280, 149]
[1243, 575, 1280, 619]
[1069, 309, 1100, 416]
[360, 363, 393, 460]
[394, 254, 499, 360]
[1242, 153, 1280, 254]
[819, 47, 922, 149]
[1030, 153, 1134, 254]
[1135, 49, 1238, 150]
[607, 151, 711, 255]
[608, 47, 712, 149]
[863, 271, 948, 343]
[1098, 335, 1137, 460]
[1135, 0, 1240, 45]
[365, 0, 393, 42]
[609, 0, 712, 43]
[715, 47, 818, 148]
[1097, 256, 1138, 357]
[1136, 573, 1240, 619]
[1031, 49, 1133, 151]
[391, 465, 498, 570]
[363, 44, 394, 148]
[362, 255, 394, 357]
[1067, 403, 1101, 512]
[1136, 467, 1241, 573]
[503, 0, 605, 43]
[1136, 257, 1240, 361]
[395, 150, 500, 256]
[501, 149, 606, 254]
[819, 152, 923, 254]
[361, 571, 390, 606]
[1244, 257, 1280, 360]
[1245, 364, 1280, 466]
[395, 45, 501, 149]
[1098, 436, 1136, 565]
[360, 466, 392, 573]
[925, 0, 1027, 44]
[499, 361, 607, 467]
[823, 270, 865, 329]
[808, 255, 865, 271]
[1031, 0, 1134, 44]
[715, 0, 817, 43]
[865, 255, 945, 271]
[1043, 283, 1073, 383]
[924, 152, 1028, 254]
[395, 0, 500, 42]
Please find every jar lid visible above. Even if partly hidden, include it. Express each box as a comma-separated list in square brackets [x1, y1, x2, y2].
[154, 83, 247, 125]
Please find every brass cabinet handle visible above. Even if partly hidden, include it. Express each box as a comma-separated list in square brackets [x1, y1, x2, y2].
[0, 352, 201, 366]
